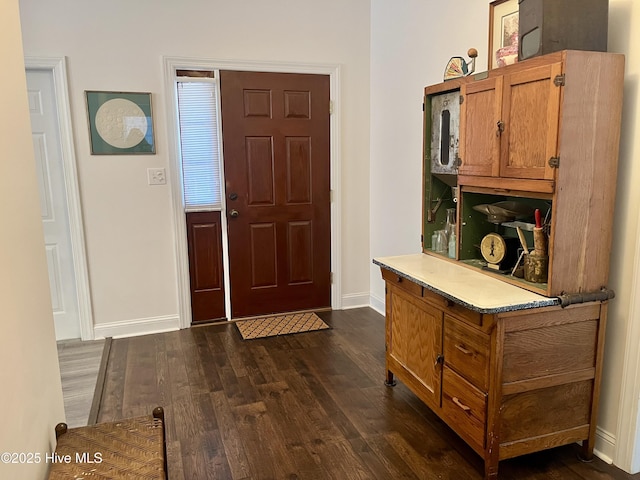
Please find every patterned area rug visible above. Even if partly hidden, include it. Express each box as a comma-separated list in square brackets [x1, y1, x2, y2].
[235, 312, 330, 340]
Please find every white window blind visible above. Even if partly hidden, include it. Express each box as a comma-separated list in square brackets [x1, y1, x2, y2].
[176, 78, 222, 210]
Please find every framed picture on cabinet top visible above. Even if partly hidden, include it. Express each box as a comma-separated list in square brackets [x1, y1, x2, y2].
[85, 91, 156, 154]
[489, 0, 519, 69]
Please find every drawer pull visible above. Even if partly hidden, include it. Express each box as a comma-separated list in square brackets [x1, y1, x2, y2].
[452, 396, 471, 412]
[455, 343, 473, 355]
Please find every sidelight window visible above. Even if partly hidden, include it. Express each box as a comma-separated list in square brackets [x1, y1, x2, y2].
[175, 69, 222, 210]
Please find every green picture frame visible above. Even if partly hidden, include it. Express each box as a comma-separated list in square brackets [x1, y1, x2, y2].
[85, 91, 155, 154]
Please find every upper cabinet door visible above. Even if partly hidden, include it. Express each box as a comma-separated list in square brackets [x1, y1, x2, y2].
[459, 77, 503, 177]
[500, 63, 562, 180]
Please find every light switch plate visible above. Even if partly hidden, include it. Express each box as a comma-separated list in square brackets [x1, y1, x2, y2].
[147, 167, 166, 185]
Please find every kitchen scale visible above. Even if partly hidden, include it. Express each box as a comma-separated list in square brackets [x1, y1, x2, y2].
[480, 232, 520, 273]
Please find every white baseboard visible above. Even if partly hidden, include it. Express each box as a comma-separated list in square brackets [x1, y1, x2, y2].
[594, 426, 616, 464]
[93, 314, 180, 339]
[341, 292, 371, 309]
[369, 293, 385, 315]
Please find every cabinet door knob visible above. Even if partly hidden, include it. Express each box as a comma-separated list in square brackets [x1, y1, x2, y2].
[434, 354, 444, 368]
[496, 120, 505, 136]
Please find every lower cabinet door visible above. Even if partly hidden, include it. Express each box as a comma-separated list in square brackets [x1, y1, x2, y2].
[442, 366, 487, 451]
[388, 286, 443, 410]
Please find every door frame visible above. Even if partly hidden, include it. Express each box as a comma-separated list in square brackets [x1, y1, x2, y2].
[24, 57, 94, 340]
[163, 57, 342, 328]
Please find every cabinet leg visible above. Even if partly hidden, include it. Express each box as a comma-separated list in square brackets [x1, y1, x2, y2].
[484, 461, 499, 480]
[578, 440, 594, 463]
[384, 370, 397, 387]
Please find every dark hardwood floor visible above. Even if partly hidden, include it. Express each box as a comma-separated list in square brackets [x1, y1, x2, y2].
[97, 308, 638, 480]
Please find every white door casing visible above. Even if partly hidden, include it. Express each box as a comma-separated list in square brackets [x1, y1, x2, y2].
[25, 57, 94, 340]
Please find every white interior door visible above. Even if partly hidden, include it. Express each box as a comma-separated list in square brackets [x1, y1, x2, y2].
[27, 69, 80, 340]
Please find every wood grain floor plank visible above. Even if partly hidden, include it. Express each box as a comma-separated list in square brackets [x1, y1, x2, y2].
[280, 368, 345, 443]
[231, 401, 297, 479]
[305, 438, 379, 480]
[122, 334, 158, 418]
[363, 434, 421, 480]
[248, 344, 282, 384]
[97, 337, 128, 422]
[210, 390, 252, 480]
[286, 442, 332, 480]
[165, 440, 185, 480]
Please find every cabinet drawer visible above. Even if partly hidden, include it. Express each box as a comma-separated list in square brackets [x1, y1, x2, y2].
[444, 315, 490, 391]
[444, 301, 482, 327]
[442, 366, 487, 450]
[382, 268, 423, 298]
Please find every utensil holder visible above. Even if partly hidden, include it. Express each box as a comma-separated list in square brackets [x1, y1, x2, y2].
[524, 253, 548, 283]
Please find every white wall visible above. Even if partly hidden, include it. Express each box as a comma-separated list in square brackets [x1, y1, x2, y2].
[0, 1, 66, 478]
[370, 0, 640, 471]
[370, 0, 487, 311]
[604, 0, 640, 467]
[18, 0, 372, 334]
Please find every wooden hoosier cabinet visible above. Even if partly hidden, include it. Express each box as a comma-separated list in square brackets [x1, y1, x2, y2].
[375, 51, 624, 479]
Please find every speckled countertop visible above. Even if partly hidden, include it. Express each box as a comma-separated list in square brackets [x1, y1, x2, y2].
[373, 253, 558, 314]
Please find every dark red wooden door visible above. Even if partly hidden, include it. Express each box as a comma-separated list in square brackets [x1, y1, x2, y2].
[220, 71, 331, 318]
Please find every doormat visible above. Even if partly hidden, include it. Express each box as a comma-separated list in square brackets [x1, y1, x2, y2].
[235, 312, 330, 340]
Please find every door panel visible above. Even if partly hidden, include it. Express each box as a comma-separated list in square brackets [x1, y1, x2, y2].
[246, 136, 275, 204]
[186, 211, 226, 323]
[500, 63, 561, 180]
[249, 223, 278, 287]
[286, 137, 312, 203]
[459, 77, 502, 177]
[288, 221, 313, 284]
[221, 71, 331, 318]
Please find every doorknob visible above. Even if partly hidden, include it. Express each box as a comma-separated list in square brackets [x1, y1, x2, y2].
[229, 209, 239, 218]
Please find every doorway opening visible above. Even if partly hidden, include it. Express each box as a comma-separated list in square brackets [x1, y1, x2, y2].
[164, 58, 342, 327]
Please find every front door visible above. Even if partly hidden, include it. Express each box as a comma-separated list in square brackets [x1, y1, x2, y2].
[27, 69, 80, 339]
[220, 71, 331, 318]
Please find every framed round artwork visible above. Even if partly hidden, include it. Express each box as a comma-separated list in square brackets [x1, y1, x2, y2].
[85, 91, 156, 154]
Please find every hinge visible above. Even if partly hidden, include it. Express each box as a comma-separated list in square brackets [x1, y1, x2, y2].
[329, 100, 334, 114]
[330, 189, 333, 203]
[459, 95, 464, 104]
[422, 102, 425, 112]
[553, 74, 565, 87]
[330, 272, 333, 284]
[421, 234, 424, 244]
[455, 154, 462, 167]
[548, 157, 560, 168]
